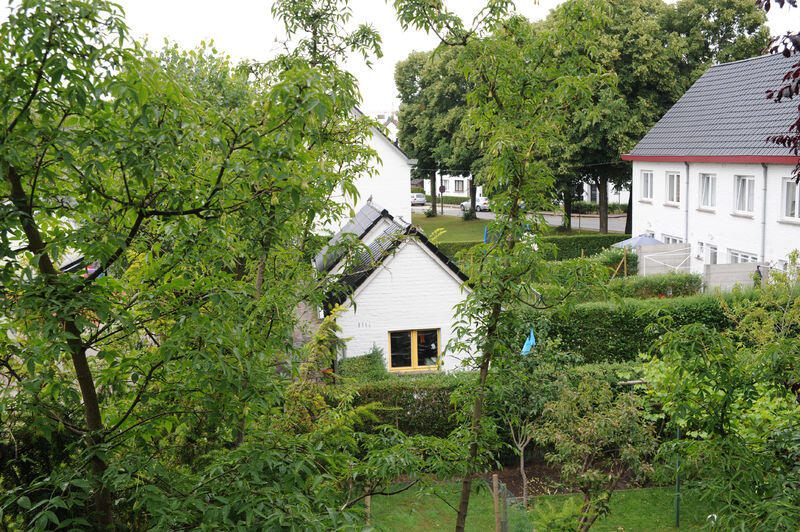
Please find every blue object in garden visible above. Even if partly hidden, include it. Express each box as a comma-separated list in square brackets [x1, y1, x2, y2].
[484, 225, 488, 244]
[521, 328, 536, 355]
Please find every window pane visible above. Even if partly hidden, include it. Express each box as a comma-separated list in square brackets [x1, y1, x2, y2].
[736, 178, 745, 211]
[416, 329, 439, 367]
[390, 332, 412, 368]
[786, 181, 798, 217]
[711, 177, 716, 206]
[708, 246, 717, 265]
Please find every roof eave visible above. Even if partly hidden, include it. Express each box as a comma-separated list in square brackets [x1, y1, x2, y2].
[622, 154, 800, 164]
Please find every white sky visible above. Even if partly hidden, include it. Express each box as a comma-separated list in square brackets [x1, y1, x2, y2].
[4, 1, 800, 113]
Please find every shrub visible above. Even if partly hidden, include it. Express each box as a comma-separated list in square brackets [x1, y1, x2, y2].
[336, 346, 389, 382]
[462, 208, 477, 221]
[541, 234, 630, 261]
[540, 292, 758, 363]
[410, 186, 425, 193]
[424, 208, 435, 218]
[572, 201, 628, 214]
[608, 272, 701, 299]
[591, 247, 638, 275]
[437, 241, 482, 258]
[425, 194, 468, 205]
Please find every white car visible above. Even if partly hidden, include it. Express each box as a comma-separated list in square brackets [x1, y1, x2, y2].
[460, 197, 490, 212]
[411, 192, 426, 206]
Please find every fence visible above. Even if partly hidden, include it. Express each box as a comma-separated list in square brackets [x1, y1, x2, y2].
[637, 243, 691, 276]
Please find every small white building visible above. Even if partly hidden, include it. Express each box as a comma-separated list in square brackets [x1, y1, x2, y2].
[580, 182, 630, 206]
[313, 202, 472, 372]
[623, 54, 800, 273]
[324, 109, 414, 233]
[437, 173, 482, 198]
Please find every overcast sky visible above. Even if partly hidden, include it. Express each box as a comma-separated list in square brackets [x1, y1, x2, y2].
[6, 1, 800, 113]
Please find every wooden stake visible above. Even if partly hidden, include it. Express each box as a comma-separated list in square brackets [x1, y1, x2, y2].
[365, 495, 371, 526]
[493, 474, 501, 532]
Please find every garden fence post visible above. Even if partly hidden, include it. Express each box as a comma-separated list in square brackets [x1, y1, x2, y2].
[492, 474, 501, 532]
[500, 483, 508, 532]
[366, 495, 371, 526]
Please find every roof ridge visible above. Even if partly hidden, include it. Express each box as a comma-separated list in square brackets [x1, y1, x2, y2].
[708, 53, 787, 69]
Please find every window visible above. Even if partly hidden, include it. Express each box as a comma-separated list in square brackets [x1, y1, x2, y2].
[699, 173, 716, 208]
[645, 230, 655, 238]
[666, 172, 681, 203]
[729, 249, 757, 264]
[662, 234, 683, 244]
[389, 329, 440, 371]
[454, 180, 464, 193]
[640, 170, 653, 200]
[699, 242, 717, 264]
[590, 184, 599, 203]
[441, 179, 449, 192]
[784, 178, 800, 219]
[734, 175, 755, 213]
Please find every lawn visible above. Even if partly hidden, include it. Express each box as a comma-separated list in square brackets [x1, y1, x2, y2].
[531, 487, 712, 532]
[411, 214, 490, 242]
[367, 484, 712, 531]
[369, 481, 531, 531]
[411, 214, 597, 243]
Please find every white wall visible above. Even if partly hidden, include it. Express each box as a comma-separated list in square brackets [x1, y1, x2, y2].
[336, 238, 471, 372]
[580, 182, 630, 205]
[631, 160, 800, 273]
[437, 173, 482, 198]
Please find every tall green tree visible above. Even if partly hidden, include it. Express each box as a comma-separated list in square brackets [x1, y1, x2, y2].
[0, 1, 451, 528]
[554, 0, 768, 233]
[396, 47, 483, 213]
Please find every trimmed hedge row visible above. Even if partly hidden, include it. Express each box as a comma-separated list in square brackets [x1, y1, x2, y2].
[425, 194, 469, 205]
[573, 201, 628, 214]
[540, 291, 757, 363]
[436, 234, 632, 263]
[350, 362, 641, 438]
[608, 272, 702, 299]
[336, 347, 389, 382]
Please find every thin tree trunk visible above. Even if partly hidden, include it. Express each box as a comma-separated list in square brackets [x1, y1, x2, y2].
[429, 172, 438, 216]
[469, 177, 476, 211]
[563, 190, 572, 231]
[6, 164, 113, 527]
[624, 189, 632, 234]
[598, 176, 608, 234]
[519, 447, 528, 508]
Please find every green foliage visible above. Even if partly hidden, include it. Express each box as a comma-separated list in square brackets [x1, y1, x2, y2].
[592, 247, 638, 275]
[425, 194, 471, 205]
[424, 208, 435, 218]
[608, 272, 701, 298]
[336, 346, 389, 382]
[437, 241, 482, 258]
[532, 376, 655, 531]
[462, 208, 478, 221]
[572, 201, 628, 214]
[542, 234, 631, 261]
[645, 254, 800, 529]
[541, 292, 756, 362]
[410, 186, 425, 193]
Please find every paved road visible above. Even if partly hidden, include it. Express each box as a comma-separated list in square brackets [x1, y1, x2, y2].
[411, 205, 627, 233]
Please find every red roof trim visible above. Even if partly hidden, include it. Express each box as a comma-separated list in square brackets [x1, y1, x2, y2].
[621, 154, 799, 164]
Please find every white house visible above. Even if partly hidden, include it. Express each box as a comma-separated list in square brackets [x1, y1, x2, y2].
[436, 172, 485, 199]
[623, 54, 800, 273]
[324, 109, 413, 233]
[580, 182, 630, 206]
[313, 202, 472, 372]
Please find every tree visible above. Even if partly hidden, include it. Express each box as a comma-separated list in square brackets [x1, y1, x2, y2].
[394, 2, 613, 530]
[553, 0, 768, 233]
[396, 47, 483, 214]
[0, 1, 450, 528]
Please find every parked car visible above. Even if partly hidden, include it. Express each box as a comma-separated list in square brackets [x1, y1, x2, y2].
[411, 192, 426, 206]
[460, 197, 490, 212]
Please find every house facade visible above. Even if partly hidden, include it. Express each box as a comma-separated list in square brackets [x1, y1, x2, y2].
[314, 203, 471, 372]
[623, 54, 800, 273]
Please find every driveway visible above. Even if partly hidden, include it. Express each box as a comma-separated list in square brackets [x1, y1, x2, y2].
[411, 205, 627, 233]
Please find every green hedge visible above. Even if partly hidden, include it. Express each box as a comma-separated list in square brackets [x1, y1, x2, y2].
[337, 347, 389, 382]
[608, 272, 702, 299]
[437, 241, 482, 259]
[350, 363, 641, 439]
[541, 234, 630, 260]
[573, 201, 628, 214]
[425, 194, 468, 205]
[540, 292, 757, 363]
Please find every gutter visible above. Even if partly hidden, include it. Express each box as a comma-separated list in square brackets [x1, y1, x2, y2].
[761, 163, 768, 262]
[684, 162, 690, 243]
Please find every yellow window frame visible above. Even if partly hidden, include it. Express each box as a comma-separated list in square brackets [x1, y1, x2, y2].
[387, 329, 441, 372]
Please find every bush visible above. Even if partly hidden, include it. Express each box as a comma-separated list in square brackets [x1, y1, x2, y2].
[424, 208, 435, 218]
[410, 186, 425, 193]
[425, 194, 468, 205]
[336, 346, 389, 382]
[572, 201, 628, 214]
[462, 208, 477, 221]
[593, 247, 638, 275]
[541, 234, 630, 261]
[608, 272, 701, 299]
[437, 241, 482, 258]
[540, 292, 758, 363]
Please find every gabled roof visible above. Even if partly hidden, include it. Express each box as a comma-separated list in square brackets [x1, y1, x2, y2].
[624, 53, 800, 163]
[316, 203, 468, 310]
[352, 107, 417, 163]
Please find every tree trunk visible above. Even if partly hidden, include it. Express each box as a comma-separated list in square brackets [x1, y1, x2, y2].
[598, 175, 608, 234]
[469, 177, 476, 211]
[6, 164, 113, 527]
[562, 190, 572, 231]
[519, 447, 528, 508]
[429, 172, 438, 216]
[625, 188, 632, 235]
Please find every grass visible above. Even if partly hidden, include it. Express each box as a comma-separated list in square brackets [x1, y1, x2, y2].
[369, 481, 531, 531]
[368, 484, 713, 531]
[411, 213, 598, 243]
[531, 487, 713, 532]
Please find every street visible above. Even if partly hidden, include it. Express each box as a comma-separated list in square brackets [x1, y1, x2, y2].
[411, 205, 628, 233]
